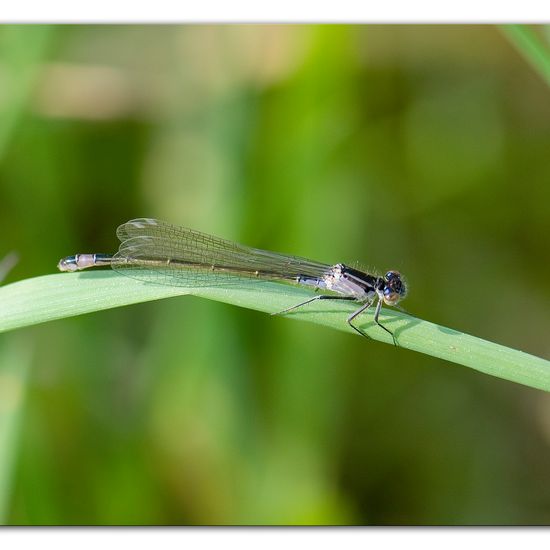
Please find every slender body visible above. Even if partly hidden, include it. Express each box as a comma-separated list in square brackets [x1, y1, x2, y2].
[58, 218, 407, 342]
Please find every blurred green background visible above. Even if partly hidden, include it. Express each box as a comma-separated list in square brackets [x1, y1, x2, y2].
[0, 24, 549, 525]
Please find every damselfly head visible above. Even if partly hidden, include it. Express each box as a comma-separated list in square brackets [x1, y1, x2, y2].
[382, 270, 407, 306]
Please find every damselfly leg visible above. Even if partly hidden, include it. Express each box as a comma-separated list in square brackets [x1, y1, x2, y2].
[346, 300, 374, 340]
[273, 295, 397, 345]
[271, 294, 357, 317]
[372, 298, 397, 346]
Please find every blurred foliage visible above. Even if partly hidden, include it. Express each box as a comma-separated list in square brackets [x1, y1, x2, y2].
[0, 24, 549, 525]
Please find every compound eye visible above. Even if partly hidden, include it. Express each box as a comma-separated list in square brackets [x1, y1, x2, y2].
[385, 270, 400, 281]
[383, 288, 400, 305]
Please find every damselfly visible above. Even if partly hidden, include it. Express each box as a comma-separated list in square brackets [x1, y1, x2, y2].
[58, 218, 407, 343]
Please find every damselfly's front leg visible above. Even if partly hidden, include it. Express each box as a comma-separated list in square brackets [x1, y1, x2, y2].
[372, 298, 397, 346]
[346, 298, 397, 346]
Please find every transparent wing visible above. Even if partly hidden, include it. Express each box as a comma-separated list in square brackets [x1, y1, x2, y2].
[112, 218, 332, 288]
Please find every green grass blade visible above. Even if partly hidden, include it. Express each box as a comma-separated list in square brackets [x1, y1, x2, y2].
[501, 25, 550, 88]
[0, 272, 548, 392]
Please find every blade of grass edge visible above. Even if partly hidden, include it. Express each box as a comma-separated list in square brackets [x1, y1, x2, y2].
[501, 25, 550, 88]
